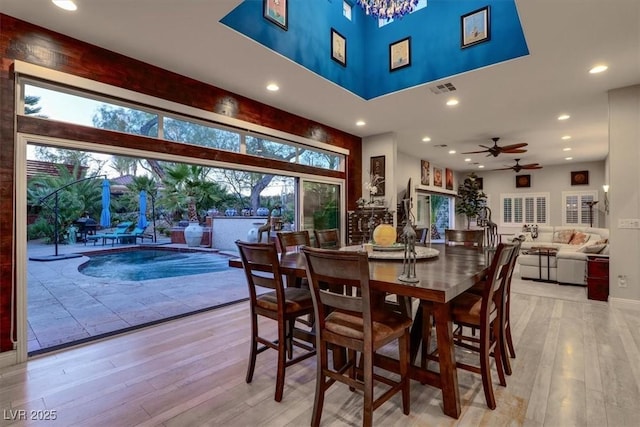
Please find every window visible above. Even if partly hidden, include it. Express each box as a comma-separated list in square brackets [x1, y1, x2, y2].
[562, 191, 598, 226]
[164, 116, 240, 152]
[501, 192, 549, 226]
[342, 1, 352, 20]
[24, 83, 159, 137]
[21, 79, 346, 172]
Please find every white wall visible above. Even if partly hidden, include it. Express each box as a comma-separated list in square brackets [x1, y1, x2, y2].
[366, 87, 639, 305]
[362, 133, 397, 224]
[608, 84, 640, 302]
[476, 160, 606, 233]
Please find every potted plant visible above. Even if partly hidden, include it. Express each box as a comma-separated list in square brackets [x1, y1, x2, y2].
[455, 173, 487, 229]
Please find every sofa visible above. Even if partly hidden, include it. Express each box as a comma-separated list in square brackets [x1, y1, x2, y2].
[514, 226, 609, 286]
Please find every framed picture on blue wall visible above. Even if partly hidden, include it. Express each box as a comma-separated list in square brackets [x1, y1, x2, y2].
[331, 28, 347, 67]
[461, 6, 490, 48]
[389, 37, 411, 71]
[263, 0, 288, 31]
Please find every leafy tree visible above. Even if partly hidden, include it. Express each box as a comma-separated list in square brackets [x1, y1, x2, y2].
[109, 157, 139, 177]
[161, 164, 226, 223]
[455, 172, 487, 229]
[27, 165, 103, 242]
[25, 95, 43, 116]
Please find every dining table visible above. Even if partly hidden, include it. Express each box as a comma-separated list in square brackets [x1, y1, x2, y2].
[229, 243, 491, 419]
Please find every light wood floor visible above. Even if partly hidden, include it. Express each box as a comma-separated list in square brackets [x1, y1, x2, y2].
[1, 276, 639, 426]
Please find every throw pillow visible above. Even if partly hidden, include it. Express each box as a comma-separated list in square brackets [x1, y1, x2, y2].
[569, 231, 590, 245]
[600, 245, 610, 255]
[579, 243, 607, 253]
[595, 238, 609, 245]
[553, 229, 575, 244]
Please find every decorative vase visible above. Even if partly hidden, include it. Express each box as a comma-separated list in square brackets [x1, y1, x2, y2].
[257, 207, 270, 216]
[184, 222, 204, 247]
[247, 222, 263, 243]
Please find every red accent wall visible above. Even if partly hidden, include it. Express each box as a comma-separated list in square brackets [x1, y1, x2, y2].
[0, 14, 362, 353]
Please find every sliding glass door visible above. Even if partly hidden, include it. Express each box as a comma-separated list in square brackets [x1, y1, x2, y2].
[300, 179, 343, 246]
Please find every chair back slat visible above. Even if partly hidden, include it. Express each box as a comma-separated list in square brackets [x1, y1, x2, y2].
[318, 290, 363, 313]
[314, 228, 340, 249]
[277, 231, 311, 252]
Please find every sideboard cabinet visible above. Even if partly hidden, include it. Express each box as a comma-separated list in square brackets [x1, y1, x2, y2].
[347, 208, 393, 245]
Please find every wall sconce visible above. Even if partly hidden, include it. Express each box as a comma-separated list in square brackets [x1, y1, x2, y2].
[603, 184, 609, 214]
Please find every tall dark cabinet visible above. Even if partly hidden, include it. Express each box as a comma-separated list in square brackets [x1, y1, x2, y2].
[586, 255, 609, 301]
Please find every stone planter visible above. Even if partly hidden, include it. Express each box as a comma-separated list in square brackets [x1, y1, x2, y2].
[184, 222, 204, 247]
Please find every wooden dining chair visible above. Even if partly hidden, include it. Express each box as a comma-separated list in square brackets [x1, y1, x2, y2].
[301, 246, 412, 427]
[497, 237, 522, 373]
[314, 228, 341, 249]
[421, 243, 515, 410]
[276, 230, 312, 289]
[465, 237, 523, 375]
[277, 230, 311, 252]
[235, 240, 316, 402]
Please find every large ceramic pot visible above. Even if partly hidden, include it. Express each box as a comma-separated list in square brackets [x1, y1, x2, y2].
[184, 222, 204, 247]
[256, 207, 270, 216]
[247, 222, 264, 243]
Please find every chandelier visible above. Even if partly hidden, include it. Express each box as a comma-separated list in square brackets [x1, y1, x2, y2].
[356, 0, 420, 20]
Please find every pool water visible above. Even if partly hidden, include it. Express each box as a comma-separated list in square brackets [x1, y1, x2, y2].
[79, 249, 230, 281]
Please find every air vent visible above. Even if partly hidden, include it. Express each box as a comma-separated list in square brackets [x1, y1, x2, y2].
[433, 144, 448, 148]
[429, 82, 457, 94]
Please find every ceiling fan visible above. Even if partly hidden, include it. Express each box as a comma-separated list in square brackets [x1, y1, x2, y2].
[461, 137, 528, 157]
[493, 159, 543, 172]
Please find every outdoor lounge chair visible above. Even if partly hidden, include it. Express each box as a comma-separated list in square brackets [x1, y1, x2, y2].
[119, 227, 150, 244]
[86, 222, 133, 246]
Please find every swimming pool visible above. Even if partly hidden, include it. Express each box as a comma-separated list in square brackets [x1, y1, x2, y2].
[79, 249, 231, 281]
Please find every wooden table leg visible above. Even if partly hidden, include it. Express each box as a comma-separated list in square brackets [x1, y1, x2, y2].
[433, 302, 461, 419]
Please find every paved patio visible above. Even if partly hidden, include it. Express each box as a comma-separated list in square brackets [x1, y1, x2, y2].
[26, 238, 249, 355]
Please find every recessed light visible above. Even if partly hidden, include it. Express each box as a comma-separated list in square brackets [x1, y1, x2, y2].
[356, 120, 366, 126]
[558, 114, 570, 121]
[565, 157, 573, 160]
[563, 147, 572, 151]
[266, 83, 279, 92]
[52, 0, 77, 11]
[464, 158, 471, 162]
[448, 150, 456, 154]
[421, 136, 431, 142]
[478, 165, 485, 169]
[446, 98, 459, 106]
[561, 135, 571, 140]
[589, 64, 608, 74]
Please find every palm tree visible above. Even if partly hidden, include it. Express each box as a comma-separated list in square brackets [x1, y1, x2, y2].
[161, 164, 225, 223]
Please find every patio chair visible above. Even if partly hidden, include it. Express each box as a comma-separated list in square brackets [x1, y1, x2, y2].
[86, 222, 133, 246]
[119, 226, 149, 244]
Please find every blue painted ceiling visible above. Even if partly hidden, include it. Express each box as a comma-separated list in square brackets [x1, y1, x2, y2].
[221, 0, 528, 100]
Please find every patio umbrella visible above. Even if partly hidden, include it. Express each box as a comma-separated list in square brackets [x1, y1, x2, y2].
[100, 179, 111, 228]
[138, 190, 148, 229]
